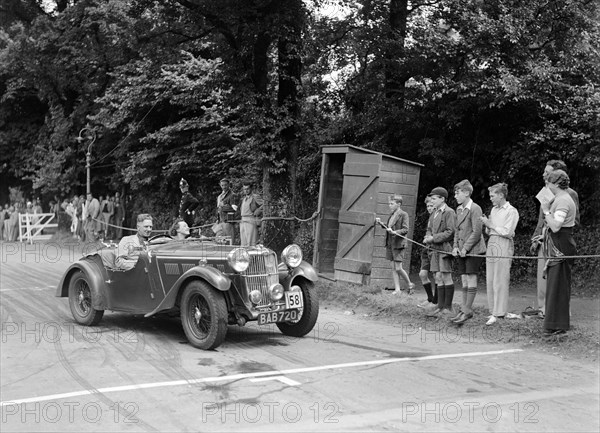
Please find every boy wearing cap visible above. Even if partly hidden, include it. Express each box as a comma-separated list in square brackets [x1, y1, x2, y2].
[423, 187, 456, 318]
[451, 180, 486, 324]
[179, 178, 200, 230]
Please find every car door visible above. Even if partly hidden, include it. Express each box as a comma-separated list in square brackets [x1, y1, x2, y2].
[106, 252, 163, 313]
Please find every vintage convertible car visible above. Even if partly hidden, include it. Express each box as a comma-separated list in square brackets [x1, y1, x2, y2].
[56, 236, 319, 350]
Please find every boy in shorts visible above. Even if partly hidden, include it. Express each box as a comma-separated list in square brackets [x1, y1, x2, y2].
[417, 197, 437, 308]
[451, 180, 486, 324]
[381, 194, 415, 294]
[424, 187, 456, 318]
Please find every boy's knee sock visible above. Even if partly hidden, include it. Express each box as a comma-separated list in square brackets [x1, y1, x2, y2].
[432, 283, 438, 304]
[461, 286, 468, 309]
[436, 285, 446, 310]
[444, 284, 455, 310]
[466, 287, 477, 313]
[423, 282, 434, 302]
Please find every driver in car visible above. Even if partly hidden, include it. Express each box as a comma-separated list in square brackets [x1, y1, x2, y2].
[115, 213, 153, 271]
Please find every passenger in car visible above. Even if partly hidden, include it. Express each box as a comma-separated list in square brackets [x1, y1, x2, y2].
[169, 218, 190, 240]
[115, 213, 153, 271]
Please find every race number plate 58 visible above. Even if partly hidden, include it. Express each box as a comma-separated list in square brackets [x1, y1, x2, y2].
[285, 291, 303, 309]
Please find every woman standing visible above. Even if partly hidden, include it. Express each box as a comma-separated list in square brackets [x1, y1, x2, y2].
[540, 169, 577, 338]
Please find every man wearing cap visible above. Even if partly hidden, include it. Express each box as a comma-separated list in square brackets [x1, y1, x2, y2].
[423, 186, 457, 318]
[179, 178, 199, 230]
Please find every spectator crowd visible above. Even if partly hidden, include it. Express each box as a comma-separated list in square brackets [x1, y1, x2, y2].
[0, 192, 125, 242]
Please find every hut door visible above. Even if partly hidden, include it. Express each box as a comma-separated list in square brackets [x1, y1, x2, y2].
[334, 160, 379, 284]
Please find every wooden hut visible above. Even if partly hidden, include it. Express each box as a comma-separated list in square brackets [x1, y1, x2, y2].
[313, 144, 423, 287]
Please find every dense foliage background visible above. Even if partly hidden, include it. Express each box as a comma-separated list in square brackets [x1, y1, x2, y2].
[1, 0, 598, 286]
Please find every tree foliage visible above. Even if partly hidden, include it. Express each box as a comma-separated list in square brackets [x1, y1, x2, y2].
[1, 0, 598, 261]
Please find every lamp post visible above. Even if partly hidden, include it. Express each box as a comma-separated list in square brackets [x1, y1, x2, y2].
[76, 126, 96, 195]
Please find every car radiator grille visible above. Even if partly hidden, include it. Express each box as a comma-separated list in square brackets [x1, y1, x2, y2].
[241, 251, 280, 307]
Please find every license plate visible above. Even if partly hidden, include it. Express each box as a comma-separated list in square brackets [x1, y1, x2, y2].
[258, 309, 299, 326]
[285, 291, 303, 309]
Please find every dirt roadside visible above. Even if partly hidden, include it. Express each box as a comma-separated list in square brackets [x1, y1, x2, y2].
[316, 275, 600, 364]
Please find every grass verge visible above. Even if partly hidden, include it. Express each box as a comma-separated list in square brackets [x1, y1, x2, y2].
[316, 280, 599, 363]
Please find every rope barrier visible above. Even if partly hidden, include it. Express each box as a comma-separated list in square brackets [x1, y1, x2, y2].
[377, 220, 600, 260]
[86, 210, 321, 236]
[86, 213, 598, 260]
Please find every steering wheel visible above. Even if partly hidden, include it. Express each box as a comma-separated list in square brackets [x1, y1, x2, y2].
[148, 233, 172, 244]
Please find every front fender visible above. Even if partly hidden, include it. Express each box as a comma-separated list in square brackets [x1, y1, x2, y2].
[55, 258, 108, 311]
[278, 260, 319, 288]
[144, 265, 231, 317]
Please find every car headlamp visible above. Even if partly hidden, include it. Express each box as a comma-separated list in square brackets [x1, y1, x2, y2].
[227, 248, 250, 272]
[269, 284, 284, 301]
[281, 244, 302, 268]
[249, 290, 262, 305]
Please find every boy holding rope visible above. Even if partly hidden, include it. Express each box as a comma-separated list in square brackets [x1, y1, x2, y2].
[424, 187, 457, 318]
[417, 197, 438, 308]
[450, 180, 486, 324]
[380, 194, 415, 295]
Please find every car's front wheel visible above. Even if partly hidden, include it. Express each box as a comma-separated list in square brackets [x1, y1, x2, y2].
[277, 279, 319, 337]
[180, 280, 228, 350]
[68, 271, 104, 326]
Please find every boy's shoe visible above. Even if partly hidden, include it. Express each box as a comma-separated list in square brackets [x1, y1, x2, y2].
[454, 312, 473, 325]
[426, 308, 442, 317]
[417, 300, 431, 309]
[486, 316, 497, 326]
[450, 311, 464, 322]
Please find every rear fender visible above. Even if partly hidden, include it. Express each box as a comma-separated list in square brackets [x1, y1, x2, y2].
[144, 265, 231, 317]
[55, 259, 108, 310]
[278, 260, 319, 289]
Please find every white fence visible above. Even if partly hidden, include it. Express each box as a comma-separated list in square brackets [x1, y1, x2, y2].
[18, 213, 57, 244]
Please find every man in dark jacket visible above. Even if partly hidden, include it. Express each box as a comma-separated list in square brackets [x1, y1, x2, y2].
[216, 178, 237, 238]
[179, 178, 200, 230]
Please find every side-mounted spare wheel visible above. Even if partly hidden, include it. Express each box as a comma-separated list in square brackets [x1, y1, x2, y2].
[277, 279, 319, 337]
[180, 280, 228, 350]
[68, 270, 104, 326]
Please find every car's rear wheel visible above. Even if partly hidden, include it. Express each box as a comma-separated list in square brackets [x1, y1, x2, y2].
[68, 271, 104, 326]
[277, 280, 318, 337]
[180, 280, 228, 350]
